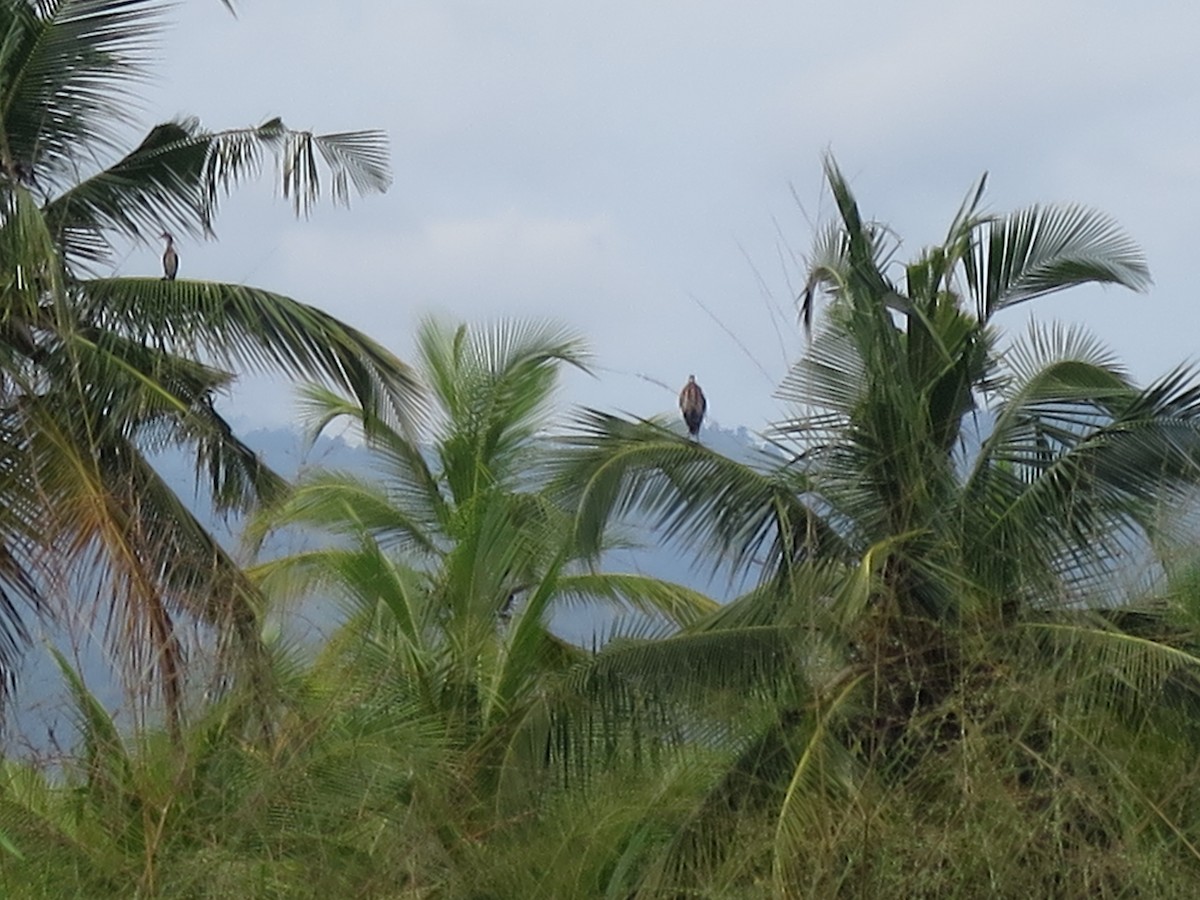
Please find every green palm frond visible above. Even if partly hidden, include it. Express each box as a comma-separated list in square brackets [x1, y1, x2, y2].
[1, 0, 166, 176]
[636, 704, 829, 895]
[0, 185, 68, 317]
[552, 572, 719, 629]
[582, 625, 806, 705]
[246, 469, 441, 559]
[252, 544, 436, 680]
[1020, 612, 1200, 729]
[417, 317, 590, 498]
[48, 646, 132, 802]
[968, 353, 1200, 598]
[558, 410, 847, 578]
[79, 277, 425, 433]
[969, 323, 1133, 485]
[34, 323, 290, 515]
[16, 392, 264, 724]
[775, 318, 865, 424]
[799, 156, 900, 332]
[964, 202, 1151, 322]
[34, 115, 391, 263]
[293, 385, 451, 543]
[41, 120, 210, 260]
[771, 672, 867, 894]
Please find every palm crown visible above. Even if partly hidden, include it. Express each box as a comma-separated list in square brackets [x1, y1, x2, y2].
[248, 318, 718, 812]
[554, 156, 1200, 891]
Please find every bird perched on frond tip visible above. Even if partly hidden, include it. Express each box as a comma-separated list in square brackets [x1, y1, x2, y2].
[679, 375, 706, 440]
[160, 231, 178, 281]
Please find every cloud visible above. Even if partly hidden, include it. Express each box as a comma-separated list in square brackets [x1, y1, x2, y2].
[131, 0, 1200, 435]
[274, 209, 625, 329]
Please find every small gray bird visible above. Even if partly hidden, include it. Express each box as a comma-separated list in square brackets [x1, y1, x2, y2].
[679, 375, 706, 439]
[160, 231, 178, 280]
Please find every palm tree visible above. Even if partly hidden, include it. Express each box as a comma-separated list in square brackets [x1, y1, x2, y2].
[247, 318, 717, 822]
[555, 157, 1200, 893]
[0, 0, 421, 729]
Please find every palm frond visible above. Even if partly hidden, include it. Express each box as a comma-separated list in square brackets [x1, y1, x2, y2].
[582, 625, 806, 705]
[245, 469, 441, 559]
[552, 571, 719, 629]
[41, 120, 210, 262]
[79, 277, 425, 434]
[200, 118, 392, 218]
[18, 393, 264, 724]
[1, 0, 166, 179]
[558, 410, 848, 579]
[776, 318, 865, 423]
[47, 646, 133, 814]
[48, 325, 288, 513]
[1020, 614, 1200, 723]
[417, 317, 590, 494]
[771, 672, 867, 894]
[964, 203, 1150, 322]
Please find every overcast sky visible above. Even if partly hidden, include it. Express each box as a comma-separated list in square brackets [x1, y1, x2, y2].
[119, 0, 1200, 434]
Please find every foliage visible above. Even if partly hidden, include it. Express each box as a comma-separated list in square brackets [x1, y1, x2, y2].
[553, 156, 1200, 894]
[0, 0, 419, 724]
[247, 318, 716, 825]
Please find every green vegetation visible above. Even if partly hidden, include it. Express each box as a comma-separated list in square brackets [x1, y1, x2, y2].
[5, 2, 1200, 897]
[0, 0, 418, 732]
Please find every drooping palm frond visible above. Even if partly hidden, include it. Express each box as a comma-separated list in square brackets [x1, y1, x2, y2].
[200, 118, 392, 219]
[557, 410, 850, 581]
[79, 278, 425, 434]
[581, 625, 808, 708]
[15, 387, 265, 727]
[1021, 613, 1200, 722]
[48, 324, 288, 512]
[0, 185, 68, 324]
[34, 115, 392, 263]
[550, 572, 718, 629]
[963, 324, 1200, 601]
[40, 120, 212, 261]
[245, 469, 442, 561]
[48, 646, 132, 804]
[635, 696, 841, 897]
[251, 542, 438, 691]
[770, 672, 867, 895]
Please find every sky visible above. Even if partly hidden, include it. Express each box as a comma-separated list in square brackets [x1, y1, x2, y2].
[117, 0, 1200, 435]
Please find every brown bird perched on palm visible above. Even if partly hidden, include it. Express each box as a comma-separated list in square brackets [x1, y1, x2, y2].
[679, 375, 706, 440]
[160, 231, 178, 280]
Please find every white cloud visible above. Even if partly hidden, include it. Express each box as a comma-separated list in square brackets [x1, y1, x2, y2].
[125, 0, 1200, 433]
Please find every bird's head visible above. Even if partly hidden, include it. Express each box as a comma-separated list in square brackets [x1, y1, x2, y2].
[160, 231, 173, 242]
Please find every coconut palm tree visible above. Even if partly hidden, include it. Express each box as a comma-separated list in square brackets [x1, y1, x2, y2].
[554, 157, 1200, 893]
[247, 318, 717, 821]
[0, 0, 421, 728]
